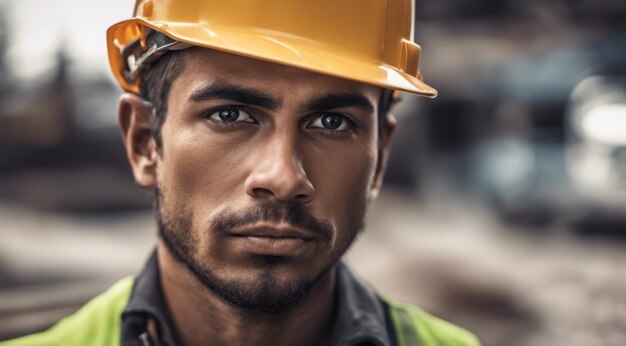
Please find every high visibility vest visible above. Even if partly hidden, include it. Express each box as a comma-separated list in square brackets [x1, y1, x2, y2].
[1, 277, 480, 346]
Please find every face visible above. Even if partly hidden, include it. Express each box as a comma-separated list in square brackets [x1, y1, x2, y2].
[126, 48, 392, 312]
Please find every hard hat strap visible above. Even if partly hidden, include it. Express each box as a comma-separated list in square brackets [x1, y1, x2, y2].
[121, 29, 192, 84]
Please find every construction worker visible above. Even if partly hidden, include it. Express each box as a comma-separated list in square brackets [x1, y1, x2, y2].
[3, 0, 480, 345]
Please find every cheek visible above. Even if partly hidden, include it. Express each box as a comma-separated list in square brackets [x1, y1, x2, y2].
[158, 127, 251, 232]
[306, 140, 378, 233]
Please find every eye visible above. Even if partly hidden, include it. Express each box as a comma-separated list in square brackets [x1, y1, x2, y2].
[308, 113, 353, 132]
[206, 107, 256, 124]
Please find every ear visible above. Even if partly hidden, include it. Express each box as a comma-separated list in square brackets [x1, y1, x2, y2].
[370, 114, 397, 200]
[118, 93, 158, 188]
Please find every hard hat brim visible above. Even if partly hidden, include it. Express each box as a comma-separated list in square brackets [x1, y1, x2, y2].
[107, 18, 437, 97]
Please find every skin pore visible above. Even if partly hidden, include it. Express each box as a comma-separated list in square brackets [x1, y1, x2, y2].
[118, 47, 396, 346]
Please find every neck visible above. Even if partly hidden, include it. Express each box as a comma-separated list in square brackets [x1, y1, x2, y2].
[157, 242, 336, 346]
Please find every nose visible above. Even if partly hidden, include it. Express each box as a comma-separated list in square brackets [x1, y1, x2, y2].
[244, 136, 315, 204]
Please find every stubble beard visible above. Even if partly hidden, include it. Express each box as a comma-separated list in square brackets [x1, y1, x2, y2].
[154, 186, 366, 314]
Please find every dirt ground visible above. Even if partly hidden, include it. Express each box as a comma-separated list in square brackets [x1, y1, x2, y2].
[348, 189, 626, 346]
[1, 188, 625, 345]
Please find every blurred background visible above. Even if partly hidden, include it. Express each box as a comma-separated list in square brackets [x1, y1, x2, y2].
[1, 0, 625, 345]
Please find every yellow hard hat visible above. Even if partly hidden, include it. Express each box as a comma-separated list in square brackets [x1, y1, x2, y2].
[106, 0, 437, 97]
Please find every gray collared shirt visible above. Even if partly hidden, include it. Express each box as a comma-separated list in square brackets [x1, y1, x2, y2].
[121, 250, 396, 346]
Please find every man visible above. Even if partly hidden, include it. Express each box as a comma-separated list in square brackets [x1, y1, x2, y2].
[3, 0, 480, 345]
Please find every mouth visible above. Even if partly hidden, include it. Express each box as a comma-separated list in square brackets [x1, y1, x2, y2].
[229, 225, 316, 256]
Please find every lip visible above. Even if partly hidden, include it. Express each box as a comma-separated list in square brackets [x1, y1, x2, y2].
[230, 224, 316, 240]
[229, 225, 316, 256]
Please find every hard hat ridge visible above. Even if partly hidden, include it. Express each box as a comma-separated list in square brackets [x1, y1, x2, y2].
[121, 29, 191, 84]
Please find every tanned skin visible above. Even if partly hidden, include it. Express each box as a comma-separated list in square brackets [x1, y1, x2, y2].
[118, 47, 396, 346]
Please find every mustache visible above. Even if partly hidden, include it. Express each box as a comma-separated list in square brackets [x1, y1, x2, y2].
[211, 204, 333, 244]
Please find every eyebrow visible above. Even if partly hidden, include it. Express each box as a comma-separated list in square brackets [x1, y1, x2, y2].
[305, 93, 375, 114]
[188, 81, 281, 109]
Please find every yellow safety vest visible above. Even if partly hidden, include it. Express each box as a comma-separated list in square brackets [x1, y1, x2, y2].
[1, 277, 480, 346]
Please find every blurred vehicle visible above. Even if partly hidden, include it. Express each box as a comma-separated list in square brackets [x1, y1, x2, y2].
[566, 76, 626, 203]
[470, 76, 626, 233]
[565, 76, 626, 233]
[470, 131, 574, 226]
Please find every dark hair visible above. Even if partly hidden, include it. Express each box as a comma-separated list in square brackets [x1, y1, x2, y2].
[138, 50, 391, 151]
[139, 50, 185, 151]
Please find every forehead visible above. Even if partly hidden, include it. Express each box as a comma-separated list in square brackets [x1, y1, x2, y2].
[170, 47, 381, 102]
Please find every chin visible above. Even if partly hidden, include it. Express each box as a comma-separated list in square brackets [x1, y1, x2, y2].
[194, 256, 335, 314]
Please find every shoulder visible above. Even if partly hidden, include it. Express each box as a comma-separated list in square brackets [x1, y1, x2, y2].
[1, 276, 135, 346]
[384, 298, 481, 346]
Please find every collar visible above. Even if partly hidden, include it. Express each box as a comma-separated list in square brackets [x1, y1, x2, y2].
[329, 262, 394, 346]
[121, 249, 393, 346]
[121, 251, 177, 346]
